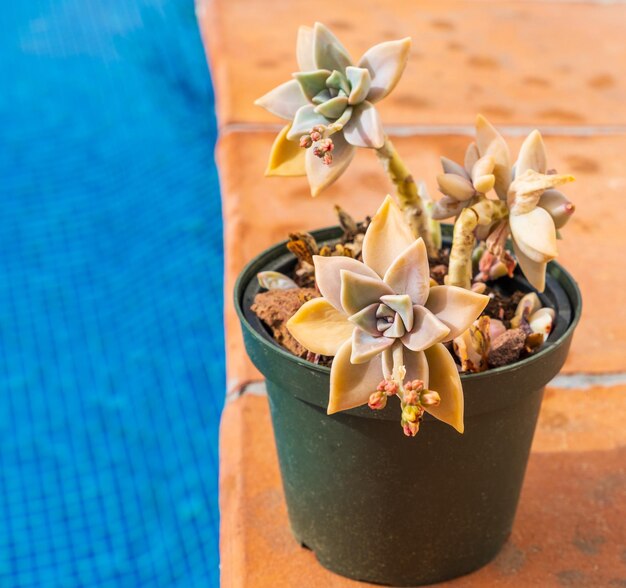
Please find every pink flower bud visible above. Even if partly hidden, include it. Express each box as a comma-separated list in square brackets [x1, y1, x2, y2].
[368, 391, 387, 411]
[405, 379, 424, 393]
[403, 389, 419, 406]
[312, 145, 323, 157]
[322, 153, 333, 166]
[310, 131, 322, 142]
[299, 135, 313, 149]
[420, 390, 441, 407]
[402, 419, 420, 437]
[384, 381, 398, 396]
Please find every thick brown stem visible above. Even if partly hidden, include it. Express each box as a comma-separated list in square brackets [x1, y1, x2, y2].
[376, 137, 435, 255]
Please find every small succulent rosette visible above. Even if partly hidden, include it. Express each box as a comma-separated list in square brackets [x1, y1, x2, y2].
[255, 22, 411, 196]
[433, 116, 575, 292]
[287, 196, 489, 436]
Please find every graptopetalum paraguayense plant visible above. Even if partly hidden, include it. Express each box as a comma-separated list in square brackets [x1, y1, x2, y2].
[433, 115, 576, 292]
[255, 22, 440, 255]
[286, 196, 489, 436]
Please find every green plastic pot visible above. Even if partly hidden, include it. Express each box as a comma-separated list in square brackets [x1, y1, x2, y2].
[234, 226, 582, 586]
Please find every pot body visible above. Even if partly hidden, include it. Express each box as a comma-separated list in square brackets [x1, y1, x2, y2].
[235, 227, 582, 586]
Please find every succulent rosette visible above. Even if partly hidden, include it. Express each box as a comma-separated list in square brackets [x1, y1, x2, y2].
[255, 22, 411, 196]
[433, 116, 575, 292]
[286, 196, 488, 435]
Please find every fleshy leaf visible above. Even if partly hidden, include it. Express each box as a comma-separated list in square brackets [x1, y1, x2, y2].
[257, 270, 298, 290]
[440, 156, 469, 179]
[351, 328, 394, 364]
[362, 195, 415, 277]
[470, 155, 496, 194]
[512, 240, 547, 292]
[424, 285, 489, 342]
[325, 70, 350, 95]
[464, 142, 480, 175]
[328, 339, 383, 414]
[342, 101, 384, 148]
[508, 169, 575, 214]
[255, 79, 309, 120]
[401, 306, 450, 351]
[348, 303, 381, 336]
[538, 189, 575, 229]
[293, 70, 331, 101]
[431, 195, 468, 220]
[516, 129, 547, 175]
[358, 38, 411, 103]
[382, 238, 430, 306]
[346, 66, 372, 105]
[340, 270, 393, 316]
[509, 207, 558, 262]
[437, 173, 476, 201]
[286, 298, 354, 356]
[380, 294, 413, 331]
[305, 131, 355, 196]
[385, 312, 406, 338]
[423, 343, 464, 433]
[313, 255, 380, 312]
[265, 125, 306, 177]
[403, 348, 429, 389]
[296, 26, 316, 71]
[314, 95, 349, 119]
[475, 115, 511, 199]
[287, 105, 331, 140]
[313, 22, 353, 72]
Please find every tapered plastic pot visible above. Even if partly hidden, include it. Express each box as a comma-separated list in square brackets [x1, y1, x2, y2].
[234, 225, 582, 586]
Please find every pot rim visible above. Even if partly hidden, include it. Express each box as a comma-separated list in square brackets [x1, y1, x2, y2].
[234, 224, 583, 383]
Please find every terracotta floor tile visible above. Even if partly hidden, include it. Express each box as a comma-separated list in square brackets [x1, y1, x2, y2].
[200, 0, 626, 128]
[220, 385, 626, 587]
[221, 131, 626, 389]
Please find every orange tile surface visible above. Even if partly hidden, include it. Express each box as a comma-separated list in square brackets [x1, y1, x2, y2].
[199, 0, 626, 128]
[220, 386, 626, 587]
[221, 131, 626, 390]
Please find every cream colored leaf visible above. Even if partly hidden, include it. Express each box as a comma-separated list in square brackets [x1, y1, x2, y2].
[382, 238, 430, 306]
[424, 343, 464, 433]
[328, 339, 383, 414]
[305, 132, 355, 197]
[286, 298, 354, 356]
[255, 80, 309, 120]
[512, 240, 547, 292]
[362, 195, 415, 277]
[296, 25, 316, 71]
[313, 255, 379, 312]
[313, 22, 353, 72]
[401, 306, 450, 351]
[424, 286, 489, 342]
[516, 129, 547, 176]
[358, 38, 411, 103]
[509, 207, 558, 263]
[342, 101, 384, 148]
[340, 270, 393, 316]
[351, 329, 394, 364]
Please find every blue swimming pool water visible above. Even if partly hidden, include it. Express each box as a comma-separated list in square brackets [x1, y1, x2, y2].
[1, 1, 223, 586]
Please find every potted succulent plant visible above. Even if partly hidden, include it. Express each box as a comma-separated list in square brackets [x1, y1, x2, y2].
[234, 22, 582, 586]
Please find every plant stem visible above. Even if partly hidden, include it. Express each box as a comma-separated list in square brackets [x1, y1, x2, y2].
[376, 136, 435, 255]
[447, 199, 509, 289]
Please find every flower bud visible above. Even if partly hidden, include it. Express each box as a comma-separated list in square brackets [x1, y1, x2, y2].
[368, 390, 387, 410]
[299, 135, 313, 149]
[322, 153, 333, 166]
[403, 389, 419, 406]
[420, 390, 441, 407]
[402, 419, 420, 437]
[310, 130, 322, 142]
[402, 404, 422, 423]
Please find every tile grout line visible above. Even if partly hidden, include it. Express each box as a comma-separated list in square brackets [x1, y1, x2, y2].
[229, 372, 626, 401]
[220, 122, 626, 138]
